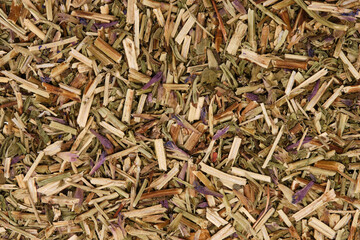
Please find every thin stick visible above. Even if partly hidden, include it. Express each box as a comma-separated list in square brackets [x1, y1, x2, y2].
[23, 151, 45, 182]
[154, 139, 167, 171]
[339, 51, 360, 80]
[210, 0, 227, 41]
[231, 167, 271, 182]
[262, 125, 285, 168]
[122, 89, 134, 124]
[199, 162, 246, 186]
[293, 0, 348, 31]
[24, 19, 46, 40]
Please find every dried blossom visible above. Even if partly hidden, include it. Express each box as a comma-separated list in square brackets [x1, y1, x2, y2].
[74, 187, 84, 205]
[165, 141, 190, 158]
[286, 136, 312, 151]
[213, 126, 229, 140]
[142, 72, 163, 90]
[89, 151, 107, 175]
[177, 162, 188, 185]
[198, 202, 209, 208]
[173, 114, 186, 128]
[232, 0, 247, 14]
[57, 152, 79, 162]
[94, 21, 118, 29]
[90, 129, 114, 154]
[193, 181, 223, 198]
[341, 99, 353, 106]
[11, 155, 24, 165]
[246, 92, 259, 102]
[160, 199, 169, 209]
[292, 180, 314, 204]
[307, 80, 320, 101]
[201, 107, 208, 124]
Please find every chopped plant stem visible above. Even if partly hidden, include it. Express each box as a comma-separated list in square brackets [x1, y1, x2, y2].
[0, 0, 358, 239]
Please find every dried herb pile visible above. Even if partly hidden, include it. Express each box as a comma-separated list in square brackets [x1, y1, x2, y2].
[1, 0, 360, 239]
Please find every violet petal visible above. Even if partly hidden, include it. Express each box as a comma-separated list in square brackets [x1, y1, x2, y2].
[165, 141, 190, 157]
[147, 93, 153, 103]
[307, 45, 314, 57]
[11, 155, 24, 165]
[213, 126, 230, 141]
[177, 162, 188, 186]
[89, 151, 107, 175]
[173, 114, 186, 128]
[94, 21, 118, 29]
[246, 93, 259, 102]
[341, 99, 353, 106]
[185, 74, 196, 83]
[232, 0, 247, 14]
[201, 107, 208, 125]
[197, 202, 209, 208]
[90, 129, 114, 153]
[47, 117, 67, 124]
[57, 152, 79, 162]
[74, 187, 84, 205]
[307, 80, 320, 101]
[193, 181, 223, 198]
[292, 181, 314, 204]
[142, 72, 163, 90]
[178, 162, 188, 181]
[286, 136, 312, 151]
[268, 169, 278, 185]
[160, 199, 169, 209]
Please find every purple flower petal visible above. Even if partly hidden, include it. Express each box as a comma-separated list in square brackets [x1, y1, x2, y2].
[90, 129, 114, 154]
[232, 0, 247, 14]
[79, 18, 87, 25]
[177, 162, 188, 186]
[94, 21, 118, 29]
[231, 233, 239, 238]
[118, 214, 124, 226]
[197, 202, 209, 208]
[292, 181, 314, 204]
[11, 155, 24, 165]
[338, 15, 357, 22]
[307, 80, 320, 101]
[310, 173, 316, 182]
[286, 136, 312, 151]
[178, 162, 188, 181]
[307, 44, 314, 57]
[341, 99, 353, 106]
[219, 8, 227, 17]
[185, 74, 196, 83]
[165, 141, 190, 158]
[341, 10, 359, 17]
[323, 36, 335, 42]
[57, 152, 79, 162]
[117, 214, 126, 236]
[74, 187, 84, 205]
[246, 93, 259, 102]
[213, 126, 230, 141]
[173, 114, 200, 133]
[268, 169, 278, 185]
[160, 199, 169, 209]
[142, 72, 163, 90]
[147, 93, 153, 103]
[193, 181, 223, 198]
[47, 117, 67, 124]
[89, 151, 107, 175]
[40, 76, 51, 83]
[201, 107, 207, 124]
[173, 114, 186, 128]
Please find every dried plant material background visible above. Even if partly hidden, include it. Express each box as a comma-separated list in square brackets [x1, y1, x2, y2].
[1, 0, 360, 239]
